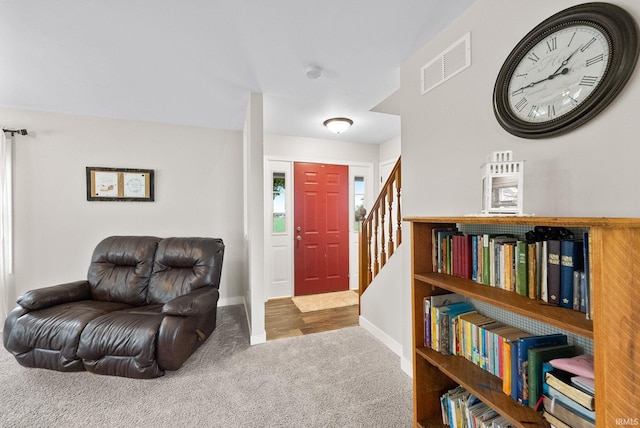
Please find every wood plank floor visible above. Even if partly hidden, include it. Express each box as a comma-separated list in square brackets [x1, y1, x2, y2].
[265, 295, 360, 341]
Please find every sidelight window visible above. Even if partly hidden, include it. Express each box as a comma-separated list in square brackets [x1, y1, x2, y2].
[354, 176, 365, 232]
[272, 172, 286, 233]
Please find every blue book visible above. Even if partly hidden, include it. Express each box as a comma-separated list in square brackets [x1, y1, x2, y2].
[426, 293, 467, 349]
[481, 321, 505, 373]
[583, 232, 591, 318]
[560, 240, 584, 309]
[541, 362, 553, 394]
[510, 341, 519, 401]
[432, 300, 470, 352]
[516, 334, 568, 406]
[438, 302, 475, 355]
[579, 271, 587, 313]
[471, 235, 478, 282]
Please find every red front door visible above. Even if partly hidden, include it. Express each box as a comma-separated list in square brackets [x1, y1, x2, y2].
[294, 162, 349, 296]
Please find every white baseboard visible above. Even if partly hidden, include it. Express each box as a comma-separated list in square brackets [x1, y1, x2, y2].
[359, 316, 412, 378]
[218, 296, 245, 307]
[250, 331, 266, 345]
[401, 356, 413, 378]
[358, 315, 403, 357]
[218, 295, 266, 345]
[240, 297, 266, 345]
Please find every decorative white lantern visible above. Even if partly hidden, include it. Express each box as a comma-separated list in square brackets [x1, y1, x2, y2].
[481, 151, 524, 215]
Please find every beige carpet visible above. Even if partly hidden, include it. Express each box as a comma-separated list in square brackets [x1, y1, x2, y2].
[0, 305, 413, 427]
[292, 290, 359, 312]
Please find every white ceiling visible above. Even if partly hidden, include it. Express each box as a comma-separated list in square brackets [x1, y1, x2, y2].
[1, 1, 475, 144]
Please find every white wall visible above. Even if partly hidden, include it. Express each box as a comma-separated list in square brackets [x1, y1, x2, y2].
[398, 0, 640, 218]
[381, 0, 640, 374]
[357, 134, 406, 371]
[244, 93, 266, 344]
[359, 245, 404, 355]
[1, 107, 245, 307]
[378, 136, 401, 166]
[264, 133, 379, 165]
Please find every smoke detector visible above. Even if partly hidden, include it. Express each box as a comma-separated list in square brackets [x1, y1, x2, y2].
[305, 65, 322, 79]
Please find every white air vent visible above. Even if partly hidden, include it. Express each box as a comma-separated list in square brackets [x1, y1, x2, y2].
[421, 32, 471, 95]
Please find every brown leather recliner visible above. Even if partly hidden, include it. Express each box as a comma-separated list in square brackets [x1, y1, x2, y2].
[2, 235, 224, 379]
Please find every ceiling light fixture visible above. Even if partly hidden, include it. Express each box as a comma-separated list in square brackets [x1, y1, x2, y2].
[323, 117, 353, 134]
[305, 64, 322, 79]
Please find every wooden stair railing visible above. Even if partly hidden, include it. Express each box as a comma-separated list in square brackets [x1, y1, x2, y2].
[359, 157, 401, 296]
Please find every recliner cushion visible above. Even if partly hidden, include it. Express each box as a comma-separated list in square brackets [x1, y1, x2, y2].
[88, 236, 161, 305]
[147, 237, 224, 304]
[6, 300, 133, 371]
[77, 309, 165, 379]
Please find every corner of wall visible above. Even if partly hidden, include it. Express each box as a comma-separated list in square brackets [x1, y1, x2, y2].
[358, 315, 403, 356]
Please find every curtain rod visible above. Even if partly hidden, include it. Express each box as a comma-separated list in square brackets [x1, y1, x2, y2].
[2, 128, 28, 136]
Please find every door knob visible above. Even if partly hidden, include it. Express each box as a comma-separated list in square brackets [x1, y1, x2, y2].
[296, 236, 302, 241]
[296, 226, 302, 232]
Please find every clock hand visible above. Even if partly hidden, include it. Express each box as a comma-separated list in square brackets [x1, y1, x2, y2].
[549, 45, 582, 77]
[512, 71, 564, 94]
[511, 46, 582, 95]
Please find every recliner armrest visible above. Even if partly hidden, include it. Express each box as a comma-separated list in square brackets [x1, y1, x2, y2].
[16, 280, 91, 310]
[161, 287, 219, 317]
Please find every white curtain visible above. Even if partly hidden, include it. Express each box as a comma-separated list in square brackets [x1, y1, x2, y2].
[0, 128, 14, 326]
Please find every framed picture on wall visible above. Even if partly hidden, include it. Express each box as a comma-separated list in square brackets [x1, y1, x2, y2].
[86, 167, 154, 202]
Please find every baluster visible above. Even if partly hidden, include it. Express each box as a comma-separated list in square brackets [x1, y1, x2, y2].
[396, 168, 402, 246]
[373, 210, 379, 276]
[367, 221, 373, 285]
[387, 180, 395, 258]
[359, 220, 371, 293]
[380, 193, 386, 268]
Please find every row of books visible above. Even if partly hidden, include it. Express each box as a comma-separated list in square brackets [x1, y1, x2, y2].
[542, 355, 596, 428]
[431, 226, 592, 317]
[438, 360, 596, 428]
[440, 386, 514, 428]
[424, 293, 589, 408]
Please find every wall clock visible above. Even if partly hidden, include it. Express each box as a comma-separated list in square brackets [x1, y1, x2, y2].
[493, 2, 639, 139]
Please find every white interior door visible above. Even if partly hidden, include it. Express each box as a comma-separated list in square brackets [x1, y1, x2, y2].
[379, 158, 396, 188]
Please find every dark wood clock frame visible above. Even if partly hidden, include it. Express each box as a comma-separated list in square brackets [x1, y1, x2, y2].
[493, 2, 640, 139]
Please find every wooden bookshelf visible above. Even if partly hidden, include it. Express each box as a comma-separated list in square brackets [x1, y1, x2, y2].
[407, 216, 640, 428]
[414, 272, 593, 338]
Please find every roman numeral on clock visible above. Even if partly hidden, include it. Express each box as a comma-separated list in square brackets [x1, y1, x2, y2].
[580, 75, 599, 86]
[514, 98, 528, 112]
[581, 37, 596, 52]
[547, 37, 557, 52]
[528, 105, 540, 118]
[527, 52, 540, 64]
[586, 54, 604, 67]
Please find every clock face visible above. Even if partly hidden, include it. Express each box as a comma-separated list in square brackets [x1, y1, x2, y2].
[493, 3, 640, 139]
[508, 25, 610, 123]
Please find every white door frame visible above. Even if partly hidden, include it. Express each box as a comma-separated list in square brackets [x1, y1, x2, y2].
[264, 156, 373, 300]
[264, 160, 294, 299]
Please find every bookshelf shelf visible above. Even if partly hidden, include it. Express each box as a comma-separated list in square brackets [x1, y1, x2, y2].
[417, 417, 447, 428]
[414, 272, 594, 338]
[408, 216, 640, 428]
[417, 346, 546, 426]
